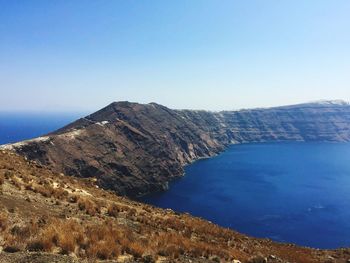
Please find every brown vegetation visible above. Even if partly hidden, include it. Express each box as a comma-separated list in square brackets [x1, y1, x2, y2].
[0, 150, 349, 262]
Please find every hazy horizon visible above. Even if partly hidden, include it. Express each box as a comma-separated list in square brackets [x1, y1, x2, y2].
[0, 99, 348, 114]
[1, 1, 350, 111]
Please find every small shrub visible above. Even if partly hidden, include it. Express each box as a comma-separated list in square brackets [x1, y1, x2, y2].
[59, 234, 76, 254]
[107, 204, 119, 217]
[38, 185, 54, 197]
[126, 208, 137, 218]
[78, 198, 100, 216]
[86, 239, 121, 259]
[52, 188, 69, 199]
[125, 242, 145, 258]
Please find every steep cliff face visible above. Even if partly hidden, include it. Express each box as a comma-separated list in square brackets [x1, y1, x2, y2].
[221, 101, 350, 143]
[2, 100, 350, 197]
[2, 102, 230, 196]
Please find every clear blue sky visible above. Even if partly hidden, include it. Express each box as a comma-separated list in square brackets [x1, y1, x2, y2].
[1, 1, 349, 112]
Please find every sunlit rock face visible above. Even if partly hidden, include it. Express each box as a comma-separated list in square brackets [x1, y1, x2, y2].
[3, 100, 350, 197]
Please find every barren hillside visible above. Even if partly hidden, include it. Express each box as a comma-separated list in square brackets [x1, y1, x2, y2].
[1, 150, 349, 262]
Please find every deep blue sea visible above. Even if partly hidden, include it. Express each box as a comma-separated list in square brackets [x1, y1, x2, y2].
[0, 112, 84, 144]
[1, 115, 350, 249]
[142, 142, 350, 249]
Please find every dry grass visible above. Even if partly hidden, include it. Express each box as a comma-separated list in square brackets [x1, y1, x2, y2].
[10, 176, 22, 190]
[33, 184, 54, 197]
[107, 203, 120, 217]
[77, 197, 100, 216]
[0, 208, 237, 261]
[0, 150, 346, 263]
[26, 219, 119, 259]
[52, 187, 69, 199]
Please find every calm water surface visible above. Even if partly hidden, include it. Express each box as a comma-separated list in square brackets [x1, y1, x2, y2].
[143, 142, 350, 249]
[0, 112, 84, 144]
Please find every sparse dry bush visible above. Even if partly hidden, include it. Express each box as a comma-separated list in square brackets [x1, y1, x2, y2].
[10, 225, 33, 241]
[28, 224, 57, 251]
[155, 232, 186, 258]
[29, 219, 84, 255]
[78, 197, 100, 216]
[31, 184, 54, 197]
[83, 222, 124, 259]
[126, 207, 137, 218]
[85, 237, 121, 259]
[114, 204, 128, 213]
[125, 241, 145, 258]
[26, 219, 124, 259]
[52, 188, 69, 199]
[107, 203, 120, 217]
[163, 217, 185, 231]
[20, 175, 30, 184]
[58, 233, 77, 254]
[11, 176, 22, 190]
[2, 227, 31, 252]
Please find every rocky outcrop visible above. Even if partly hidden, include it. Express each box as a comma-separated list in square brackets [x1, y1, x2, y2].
[2, 100, 350, 197]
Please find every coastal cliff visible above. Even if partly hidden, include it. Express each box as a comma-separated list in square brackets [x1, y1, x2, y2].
[2, 100, 350, 197]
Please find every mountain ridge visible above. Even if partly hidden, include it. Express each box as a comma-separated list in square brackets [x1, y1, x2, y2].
[2, 100, 350, 197]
